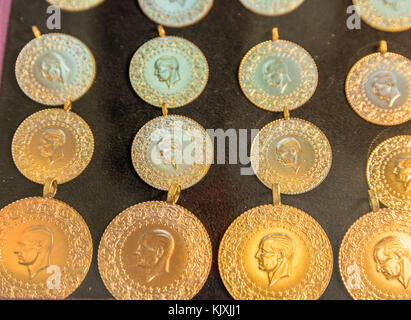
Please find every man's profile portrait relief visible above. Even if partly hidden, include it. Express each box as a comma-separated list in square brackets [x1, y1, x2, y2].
[14, 225, 54, 281]
[255, 233, 295, 287]
[39, 52, 71, 85]
[154, 56, 181, 90]
[134, 229, 175, 283]
[383, 0, 406, 11]
[374, 236, 411, 289]
[393, 156, 411, 193]
[276, 137, 305, 174]
[155, 135, 183, 171]
[37, 128, 67, 165]
[169, 0, 186, 6]
[371, 71, 401, 108]
[263, 58, 292, 94]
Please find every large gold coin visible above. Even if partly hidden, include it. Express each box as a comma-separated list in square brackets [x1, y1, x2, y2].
[367, 135, 411, 210]
[0, 197, 93, 299]
[339, 208, 411, 299]
[239, 0, 305, 16]
[15, 33, 96, 106]
[98, 201, 212, 300]
[46, 0, 104, 11]
[12, 108, 94, 185]
[251, 118, 332, 194]
[218, 204, 333, 300]
[132, 115, 213, 191]
[346, 50, 411, 126]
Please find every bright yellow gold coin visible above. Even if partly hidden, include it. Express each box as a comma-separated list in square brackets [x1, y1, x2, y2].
[12, 108, 94, 185]
[367, 135, 411, 211]
[0, 197, 93, 299]
[339, 208, 411, 300]
[98, 201, 212, 300]
[251, 118, 332, 194]
[219, 204, 333, 300]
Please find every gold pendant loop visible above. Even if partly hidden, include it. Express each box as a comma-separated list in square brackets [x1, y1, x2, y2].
[272, 27, 279, 42]
[32, 26, 41, 39]
[167, 182, 181, 205]
[368, 189, 380, 212]
[379, 40, 388, 56]
[157, 25, 166, 38]
[43, 178, 58, 198]
[64, 99, 73, 112]
[272, 183, 281, 206]
[283, 105, 290, 120]
[162, 103, 168, 116]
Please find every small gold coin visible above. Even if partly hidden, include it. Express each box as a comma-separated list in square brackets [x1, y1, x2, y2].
[16, 33, 96, 106]
[138, 0, 214, 28]
[339, 208, 411, 300]
[367, 135, 411, 210]
[132, 115, 213, 191]
[251, 118, 332, 194]
[46, 0, 104, 11]
[346, 50, 411, 126]
[218, 204, 333, 300]
[0, 197, 93, 299]
[353, 0, 411, 32]
[239, 39, 318, 112]
[12, 108, 94, 185]
[98, 201, 212, 300]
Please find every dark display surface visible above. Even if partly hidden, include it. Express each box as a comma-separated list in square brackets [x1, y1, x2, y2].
[0, 0, 410, 300]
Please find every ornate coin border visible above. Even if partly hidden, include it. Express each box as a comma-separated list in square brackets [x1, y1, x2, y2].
[12, 108, 95, 185]
[45, 0, 104, 11]
[218, 204, 333, 300]
[98, 201, 212, 300]
[239, 0, 305, 16]
[0, 197, 93, 299]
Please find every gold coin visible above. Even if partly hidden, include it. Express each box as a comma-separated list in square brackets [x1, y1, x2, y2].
[218, 204, 333, 300]
[353, 0, 411, 32]
[46, 0, 104, 11]
[98, 201, 212, 300]
[346, 50, 411, 126]
[367, 135, 411, 210]
[0, 197, 93, 299]
[239, 39, 318, 112]
[15, 33, 96, 106]
[12, 108, 94, 185]
[131, 115, 213, 191]
[339, 208, 411, 300]
[138, 0, 214, 28]
[239, 0, 305, 16]
[251, 118, 332, 194]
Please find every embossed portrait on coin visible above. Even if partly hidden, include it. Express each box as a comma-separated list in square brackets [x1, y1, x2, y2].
[154, 56, 181, 90]
[255, 233, 295, 287]
[393, 156, 411, 193]
[263, 58, 292, 94]
[156, 135, 183, 171]
[276, 137, 305, 174]
[374, 236, 411, 289]
[134, 229, 175, 283]
[371, 71, 401, 108]
[37, 128, 66, 165]
[169, 0, 186, 6]
[39, 52, 71, 85]
[14, 225, 53, 281]
[383, 0, 406, 11]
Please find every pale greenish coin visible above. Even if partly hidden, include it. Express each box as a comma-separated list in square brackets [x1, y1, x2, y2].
[46, 0, 104, 11]
[131, 115, 213, 191]
[239, 0, 305, 16]
[353, 0, 411, 32]
[239, 40, 318, 112]
[15, 33, 96, 106]
[130, 36, 208, 109]
[138, 0, 214, 27]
